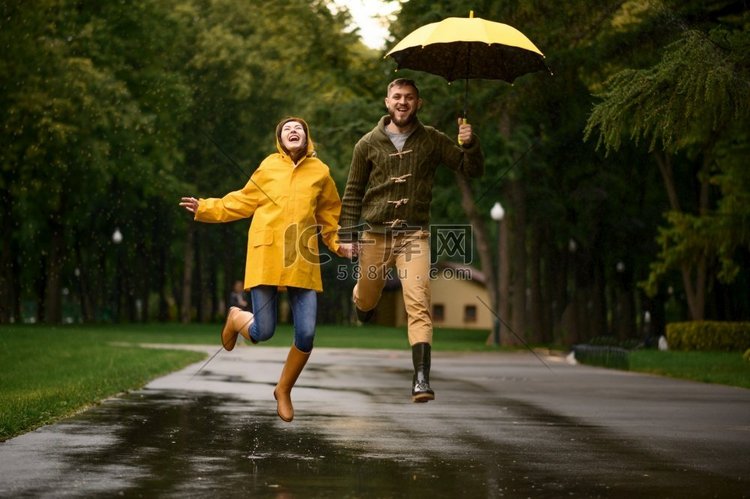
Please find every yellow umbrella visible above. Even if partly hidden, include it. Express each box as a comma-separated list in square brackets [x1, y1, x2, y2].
[386, 11, 549, 117]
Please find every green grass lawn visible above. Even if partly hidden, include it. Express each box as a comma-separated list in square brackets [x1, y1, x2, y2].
[0, 322, 494, 350]
[0, 325, 207, 441]
[1, 323, 747, 441]
[628, 350, 750, 389]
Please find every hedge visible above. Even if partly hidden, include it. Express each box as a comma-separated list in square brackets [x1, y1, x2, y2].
[572, 344, 630, 369]
[665, 321, 750, 352]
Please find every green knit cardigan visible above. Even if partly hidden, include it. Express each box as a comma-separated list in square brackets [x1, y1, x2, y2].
[338, 116, 484, 239]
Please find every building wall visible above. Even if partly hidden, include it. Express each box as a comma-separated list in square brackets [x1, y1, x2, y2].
[384, 272, 492, 330]
[430, 276, 493, 330]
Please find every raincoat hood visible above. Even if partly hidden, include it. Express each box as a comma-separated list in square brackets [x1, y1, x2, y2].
[275, 117, 315, 161]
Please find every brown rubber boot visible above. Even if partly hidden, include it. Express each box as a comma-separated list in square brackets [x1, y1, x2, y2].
[273, 345, 311, 422]
[221, 306, 253, 351]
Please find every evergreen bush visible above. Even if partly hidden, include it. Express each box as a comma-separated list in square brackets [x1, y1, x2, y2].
[666, 322, 750, 352]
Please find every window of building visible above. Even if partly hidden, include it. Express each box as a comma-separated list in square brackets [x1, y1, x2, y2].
[433, 303, 445, 323]
[464, 304, 477, 323]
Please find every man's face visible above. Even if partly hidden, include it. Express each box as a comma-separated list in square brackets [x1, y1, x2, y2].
[280, 121, 306, 154]
[385, 84, 421, 128]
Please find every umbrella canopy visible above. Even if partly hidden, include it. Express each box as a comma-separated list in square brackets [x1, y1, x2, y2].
[386, 13, 548, 84]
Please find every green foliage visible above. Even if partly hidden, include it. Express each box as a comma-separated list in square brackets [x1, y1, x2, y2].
[0, 0, 382, 323]
[644, 162, 750, 292]
[583, 3, 750, 312]
[666, 321, 750, 351]
[585, 27, 750, 155]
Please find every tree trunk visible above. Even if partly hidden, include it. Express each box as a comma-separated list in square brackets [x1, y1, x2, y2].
[538, 227, 554, 343]
[181, 223, 195, 324]
[0, 187, 19, 323]
[113, 243, 123, 323]
[194, 230, 210, 323]
[614, 267, 636, 339]
[93, 251, 106, 321]
[0, 238, 20, 323]
[693, 161, 711, 320]
[509, 179, 526, 345]
[207, 244, 219, 322]
[562, 248, 586, 345]
[653, 151, 681, 212]
[499, 212, 511, 345]
[0, 231, 17, 323]
[0, 239, 23, 323]
[592, 258, 607, 338]
[454, 172, 498, 344]
[137, 238, 149, 322]
[549, 246, 568, 343]
[681, 160, 711, 321]
[222, 227, 235, 317]
[141, 264, 150, 323]
[74, 239, 94, 322]
[157, 243, 169, 322]
[126, 247, 138, 322]
[528, 228, 545, 343]
[43, 218, 64, 324]
[654, 150, 709, 321]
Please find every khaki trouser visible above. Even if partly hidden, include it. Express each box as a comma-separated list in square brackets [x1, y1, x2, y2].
[353, 230, 432, 345]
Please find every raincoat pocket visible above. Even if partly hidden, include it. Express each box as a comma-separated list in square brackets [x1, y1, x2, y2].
[251, 229, 274, 247]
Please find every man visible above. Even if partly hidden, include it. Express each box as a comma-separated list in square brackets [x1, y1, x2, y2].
[338, 78, 484, 402]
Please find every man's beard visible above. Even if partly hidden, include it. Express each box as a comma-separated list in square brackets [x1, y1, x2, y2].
[388, 107, 418, 128]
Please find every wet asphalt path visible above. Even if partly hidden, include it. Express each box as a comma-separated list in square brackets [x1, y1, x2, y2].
[0, 345, 748, 498]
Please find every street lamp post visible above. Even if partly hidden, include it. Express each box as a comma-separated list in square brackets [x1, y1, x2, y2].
[490, 202, 505, 346]
[112, 228, 123, 322]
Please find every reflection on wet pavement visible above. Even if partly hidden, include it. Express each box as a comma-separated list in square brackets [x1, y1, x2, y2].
[2, 389, 744, 498]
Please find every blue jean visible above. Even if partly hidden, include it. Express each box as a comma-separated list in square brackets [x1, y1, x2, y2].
[249, 285, 317, 353]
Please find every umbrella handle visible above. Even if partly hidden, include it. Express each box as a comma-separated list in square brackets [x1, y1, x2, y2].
[458, 117, 468, 146]
[458, 77, 469, 145]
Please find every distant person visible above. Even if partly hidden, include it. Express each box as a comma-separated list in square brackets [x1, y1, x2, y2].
[180, 117, 343, 422]
[337, 78, 484, 403]
[229, 280, 249, 311]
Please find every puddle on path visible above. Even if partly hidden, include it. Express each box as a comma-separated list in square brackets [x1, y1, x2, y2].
[3, 389, 747, 498]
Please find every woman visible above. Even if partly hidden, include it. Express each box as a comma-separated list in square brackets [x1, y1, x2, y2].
[180, 117, 342, 422]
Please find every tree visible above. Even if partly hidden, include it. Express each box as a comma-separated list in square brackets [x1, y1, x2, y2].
[585, 6, 750, 320]
[1, 1, 191, 323]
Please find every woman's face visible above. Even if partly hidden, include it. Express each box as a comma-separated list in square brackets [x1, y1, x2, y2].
[280, 121, 306, 155]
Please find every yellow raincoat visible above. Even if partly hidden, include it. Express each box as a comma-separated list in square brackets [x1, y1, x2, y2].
[194, 118, 341, 292]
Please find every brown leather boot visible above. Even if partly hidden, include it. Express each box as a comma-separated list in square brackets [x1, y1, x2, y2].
[273, 345, 310, 422]
[221, 306, 253, 351]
